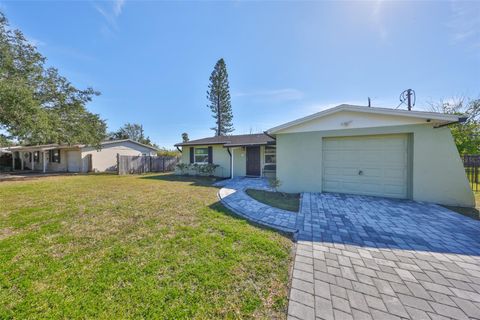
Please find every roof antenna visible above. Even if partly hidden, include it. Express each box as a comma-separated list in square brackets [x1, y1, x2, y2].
[368, 97, 371, 107]
[397, 89, 416, 110]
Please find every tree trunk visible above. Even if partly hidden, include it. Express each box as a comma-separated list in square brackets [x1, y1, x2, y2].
[217, 92, 221, 136]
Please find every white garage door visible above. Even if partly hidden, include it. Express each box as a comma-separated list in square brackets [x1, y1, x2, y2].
[322, 134, 409, 199]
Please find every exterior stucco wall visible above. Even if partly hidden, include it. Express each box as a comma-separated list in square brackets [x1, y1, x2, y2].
[278, 111, 428, 134]
[178, 145, 271, 178]
[276, 124, 474, 207]
[81, 141, 156, 173]
[179, 145, 231, 177]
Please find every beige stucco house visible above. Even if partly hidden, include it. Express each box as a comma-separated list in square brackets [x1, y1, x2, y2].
[177, 104, 473, 207]
[8, 139, 157, 173]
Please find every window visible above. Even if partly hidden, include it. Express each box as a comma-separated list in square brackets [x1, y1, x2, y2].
[33, 151, 40, 163]
[194, 147, 209, 163]
[49, 149, 61, 163]
[264, 145, 276, 164]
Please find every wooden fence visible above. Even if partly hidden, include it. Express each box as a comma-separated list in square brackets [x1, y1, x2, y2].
[117, 155, 179, 175]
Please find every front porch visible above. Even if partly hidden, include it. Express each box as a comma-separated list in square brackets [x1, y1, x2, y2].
[228, 144, 276, 179]
[8, 145, 86, 173]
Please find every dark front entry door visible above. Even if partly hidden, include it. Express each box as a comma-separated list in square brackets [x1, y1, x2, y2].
[246, 146, 261, 176]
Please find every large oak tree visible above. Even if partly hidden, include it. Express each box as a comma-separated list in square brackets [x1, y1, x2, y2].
[0, 12, 106, 147]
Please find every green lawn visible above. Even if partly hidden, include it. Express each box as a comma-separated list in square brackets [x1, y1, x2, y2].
[245, 189, 300, 213]
[0, 174, 292, 319]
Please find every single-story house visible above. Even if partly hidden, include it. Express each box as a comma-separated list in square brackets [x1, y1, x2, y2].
[176, 104, 474, 207]
[175, 134, 276, 178]
[8, 139, 158, 173]
[0, 148, 12, 171]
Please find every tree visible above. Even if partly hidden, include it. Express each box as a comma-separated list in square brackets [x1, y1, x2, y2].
[157, 148, 180, 157]
[109, 123, 158, 148]
[206, 58, 233, 136]
[0, 11, 106, 147]
[429, 97, 480, 155]
[181, 132, 189, 143]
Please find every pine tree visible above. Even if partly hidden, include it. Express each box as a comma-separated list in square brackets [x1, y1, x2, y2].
[206, 58, 234, 136]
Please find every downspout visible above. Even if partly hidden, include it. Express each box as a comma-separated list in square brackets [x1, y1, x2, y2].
[227, 147, 232, 179]
[176, 146, 182, 153]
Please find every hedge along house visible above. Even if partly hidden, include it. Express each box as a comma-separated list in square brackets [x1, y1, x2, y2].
[266, 104, 474, 207]
[8, 139, 157, 173]
[175, 134, 276, 178]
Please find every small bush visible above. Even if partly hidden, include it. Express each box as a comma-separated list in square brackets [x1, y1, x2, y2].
[269, 178, 282, 192]
[197, 163, 219, 177]
[176, 163, 189, 175]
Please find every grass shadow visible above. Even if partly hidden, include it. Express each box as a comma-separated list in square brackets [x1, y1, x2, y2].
[207, 201, 295, 240]
[443, 205, 480, 220]
[140, 173, 227, 187]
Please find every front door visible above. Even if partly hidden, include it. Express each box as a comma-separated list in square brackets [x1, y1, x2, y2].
[246, 146, 261, 176]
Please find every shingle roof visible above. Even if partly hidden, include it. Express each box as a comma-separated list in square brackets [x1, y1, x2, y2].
[8, 139, 158, 152]
[175, 133, 275, 147]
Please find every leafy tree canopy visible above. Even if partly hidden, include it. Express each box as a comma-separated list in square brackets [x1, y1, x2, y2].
[429, 97, 480, 155]
[0, 12, 106, 147]
[157, 148, 180, 157]
[181, 132, 189, 143]
[207, 58, 233, 136]
[108, 123, 158, 148]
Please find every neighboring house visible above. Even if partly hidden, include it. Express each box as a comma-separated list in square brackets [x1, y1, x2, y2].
[8, 139, 157, 173]
[176, 104, 474, 207]
[0, 148, 12, 171]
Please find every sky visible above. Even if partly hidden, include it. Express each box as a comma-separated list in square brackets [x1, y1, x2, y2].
[1, 0, 480, 148]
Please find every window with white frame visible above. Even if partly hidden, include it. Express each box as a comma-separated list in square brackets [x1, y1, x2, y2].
[194, 147, 209, 163]
[264, 145, 276, 164]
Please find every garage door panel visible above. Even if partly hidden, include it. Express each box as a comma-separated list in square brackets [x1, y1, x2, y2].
[384, 168, 407, 179]
[384, 151, 407, 163]
[322, 135, 408, 199]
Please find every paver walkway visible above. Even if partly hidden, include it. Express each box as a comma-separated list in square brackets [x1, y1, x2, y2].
[217, 178, 480, 320]
[216, 177, 297, 232]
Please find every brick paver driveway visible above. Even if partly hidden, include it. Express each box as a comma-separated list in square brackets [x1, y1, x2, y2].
[289, 193, 480, 320]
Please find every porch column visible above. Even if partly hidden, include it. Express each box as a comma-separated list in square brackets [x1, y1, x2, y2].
[12, 152, 15, 171]
[31, 152, 34, 171]
[20, 152, 24, 170]
[42, 151, 46, 173]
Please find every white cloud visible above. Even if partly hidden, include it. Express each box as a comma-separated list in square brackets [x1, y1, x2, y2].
[113, 0, 125, 16]
[371, 0, 388, 41]
[234, 88, 304, 102]
[448, 1, 480, 49]
[93, 0, 126, 34]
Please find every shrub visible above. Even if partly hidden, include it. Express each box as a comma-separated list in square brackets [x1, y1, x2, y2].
[176, 163, 189, 175]
[269, 178, 282, 192]
[198, 163, 219, 177]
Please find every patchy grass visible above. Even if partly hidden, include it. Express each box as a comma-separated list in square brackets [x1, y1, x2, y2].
[444, 191, 480, 220]
[245, 189, 300, 213]
[0, 174, 292, 319]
